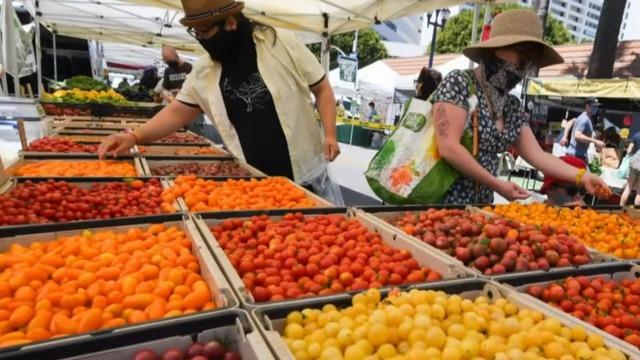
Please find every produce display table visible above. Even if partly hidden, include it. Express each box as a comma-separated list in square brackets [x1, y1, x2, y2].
[1, 124, 640, 359]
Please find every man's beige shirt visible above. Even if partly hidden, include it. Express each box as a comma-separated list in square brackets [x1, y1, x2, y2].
[176, 27, 326, 181]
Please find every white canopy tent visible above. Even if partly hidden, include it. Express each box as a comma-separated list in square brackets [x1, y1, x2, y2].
[329, 60, 396, 98]
[5, 0, 502, 96]
[14, 0, 501, 57]
[126, 0, 491, 35]
[395, 54, 472, 90]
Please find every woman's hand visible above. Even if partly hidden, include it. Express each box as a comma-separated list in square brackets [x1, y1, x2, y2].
[98, 133, 136, 159]
[581, 173, 612, 199]
[496, 180, 530, 201]
[324, 136, 340, 161]
[559, 138, 568, 147]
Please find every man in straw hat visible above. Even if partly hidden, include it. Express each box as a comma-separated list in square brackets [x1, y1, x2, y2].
[428, 9, 610, 204]
[99, 1, 340, 196]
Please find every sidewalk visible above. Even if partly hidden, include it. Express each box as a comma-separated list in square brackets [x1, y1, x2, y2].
[329, 144, 381, 205]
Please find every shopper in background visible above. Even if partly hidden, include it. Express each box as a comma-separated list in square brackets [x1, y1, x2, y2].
[415, 67, 442, 100]
[620, 131, 640, 206]
[139, 66, 160, 92]
[430, 9, 609, 204]
[98, 0, 341, 203]
[541, 156, 587, 206]
[366, 101, 378, 121]
[157, 45, 193, 103]
[566, 97, 605, 163]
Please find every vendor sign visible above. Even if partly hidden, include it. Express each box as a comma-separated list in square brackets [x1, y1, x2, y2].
[527, 78, 640, 99]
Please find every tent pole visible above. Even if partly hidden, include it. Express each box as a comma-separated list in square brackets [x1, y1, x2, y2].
[469, 4, 481, 69]
[53, 32, 57, 82]
[1, 67, 7, 96]
[483, 3, 492, 25]
[320, 13, 330, 73]
[35, 1, 43, 97]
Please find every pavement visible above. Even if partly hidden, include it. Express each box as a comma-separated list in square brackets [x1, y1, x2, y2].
[329, 144, 382, 206]
[329, 143, 552, 206]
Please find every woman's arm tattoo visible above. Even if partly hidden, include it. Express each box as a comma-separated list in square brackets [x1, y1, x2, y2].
[434, 103, 449, 138]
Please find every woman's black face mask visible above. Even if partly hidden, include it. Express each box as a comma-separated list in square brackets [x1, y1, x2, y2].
[483, 56, 536, 92]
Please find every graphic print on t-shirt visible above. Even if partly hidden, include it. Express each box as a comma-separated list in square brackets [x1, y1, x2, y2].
[168, 73, 187, 82]
[222, 73, 271, 112]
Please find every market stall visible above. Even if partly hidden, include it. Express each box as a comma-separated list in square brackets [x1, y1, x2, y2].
[525, 77, 640, 194]
[3, 1, 640, 359]
[2, 122, 640, 358]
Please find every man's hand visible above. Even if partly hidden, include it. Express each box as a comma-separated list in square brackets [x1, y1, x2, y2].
[594, 139, 605, 150]
[98, 133, 137, 159]
[324, 137, 340, 161]
[560, 138, 569, 147]
[496, 180, 530, 201]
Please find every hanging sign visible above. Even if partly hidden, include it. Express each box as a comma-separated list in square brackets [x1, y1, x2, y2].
[338, 55, 358, 83]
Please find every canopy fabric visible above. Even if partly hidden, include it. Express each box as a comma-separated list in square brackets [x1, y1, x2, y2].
[527, 77, 640, 99]
[17, 0, 200, 50]
[16, 0, 499, 50]
[127, 0, 488, 35]
[103, 42, 198, 68]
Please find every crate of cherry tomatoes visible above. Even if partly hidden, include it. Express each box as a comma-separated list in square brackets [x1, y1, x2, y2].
[192, 208, 472, 309]
[19, 136, 139, 157]
[140, 158, 264, 179]
[489, 203, 640, 261]
[4, 155, 145, 178]
[252, 277, 635, 359]
[0, 177, 179, 229]
[148, 132, 214, 147]
[161, 176, 333, 213]
[0, 309, 271, 360]
[355, 205, 613, 280]
[0, 214, 238, 356]
[137, 146, 231, 159]
[500, 262, 640, 357]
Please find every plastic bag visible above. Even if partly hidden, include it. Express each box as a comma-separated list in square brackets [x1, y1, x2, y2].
[617, 155, 630, 180]
[365, 71, 478, 204]
[298, 155, 345, 206]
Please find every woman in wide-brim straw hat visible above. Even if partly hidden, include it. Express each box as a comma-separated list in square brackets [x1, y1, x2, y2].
[98, 0, 342, 203]
[430, 9, 610, 204]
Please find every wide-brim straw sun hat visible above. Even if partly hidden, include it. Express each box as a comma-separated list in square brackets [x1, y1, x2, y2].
[463, 9, 564, 68]
[180, 0, 245, 28]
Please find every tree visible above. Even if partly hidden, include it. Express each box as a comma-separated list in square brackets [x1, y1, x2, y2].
[308, 28, 389, 70]
[587, 0, 627, 78]
[434, 4, 573, 54]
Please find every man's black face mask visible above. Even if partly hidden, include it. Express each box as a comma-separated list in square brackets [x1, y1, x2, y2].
[198, 18, 253, 65]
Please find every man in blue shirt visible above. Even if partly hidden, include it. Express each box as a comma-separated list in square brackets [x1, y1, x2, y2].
[566, 97, 605, 163]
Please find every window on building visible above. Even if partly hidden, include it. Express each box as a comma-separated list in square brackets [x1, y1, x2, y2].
[585, 21, 598, 29]
[588, 2, 602, 11]
[553, 0, 568, 8]
[570, 5, 583, 14]
[587, 12, 600, 20]
[384, 21, 397, 32]
[551, 8, 565, 17]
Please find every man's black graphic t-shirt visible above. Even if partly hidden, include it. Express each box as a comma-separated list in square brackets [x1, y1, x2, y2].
[219, 44, 294, 179]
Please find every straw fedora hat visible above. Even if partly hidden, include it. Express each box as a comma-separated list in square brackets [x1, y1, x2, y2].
[463, 9, 564, 68]
[179, 0, 244, 28]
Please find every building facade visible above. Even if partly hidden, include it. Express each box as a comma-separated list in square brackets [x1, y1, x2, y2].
[620, 0, 640, 41]
[462, 0, 603, 42]
[374, 15, 427, 45]
[548, 0, 602, 42]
